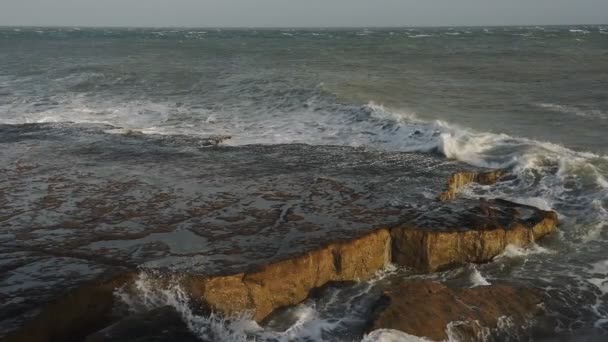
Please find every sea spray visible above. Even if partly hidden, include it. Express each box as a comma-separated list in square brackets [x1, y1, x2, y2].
[469, 267, 491, 287]
[114, 265, 402, 342]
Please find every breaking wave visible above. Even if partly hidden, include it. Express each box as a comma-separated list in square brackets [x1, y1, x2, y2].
[4, 86, 607, 244]
[3, 79, 608, 340]
[4, 92, 607, 243]
[115, 266, 405, 342]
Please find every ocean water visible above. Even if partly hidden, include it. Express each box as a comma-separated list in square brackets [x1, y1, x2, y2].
[1, 26, 608, 341]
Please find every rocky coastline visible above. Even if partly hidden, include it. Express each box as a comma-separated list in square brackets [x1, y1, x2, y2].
[0, 124, 559, 341]
[4, 171, 558, 342]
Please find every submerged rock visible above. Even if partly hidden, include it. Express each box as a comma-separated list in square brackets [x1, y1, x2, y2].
[3, 273, 133, 342]
[370, 281, 543, 341]
[85, 306, 200, 342]
[200, 134, 232, 147]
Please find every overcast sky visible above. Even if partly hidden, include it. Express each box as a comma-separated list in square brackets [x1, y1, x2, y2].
[1, 0, 607, 27]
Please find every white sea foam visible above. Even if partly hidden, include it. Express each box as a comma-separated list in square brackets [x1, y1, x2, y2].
[538, 103, 608, 120]
[4, 92, 608, 250]
[116, 268, 403, 342]
[584, 260, 608, 327]
[116, 272, 341, 341]
[583, 223, 607, 244]
[6, 95, 607, 239]
[116, 265, 526, 341]
[367, 102, 419, 123]
[446, 320, 490, 342]
[469, 267, 491, 287]
[494, 244, 554, 260]
[362, 329, 434, 342]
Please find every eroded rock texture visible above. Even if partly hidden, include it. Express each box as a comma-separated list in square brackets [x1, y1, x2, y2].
[0, 123, 557, 341]
[370, 281, 543, 341]
[184, 228, 391, 321]
[439, 170, 506, 201]
[391, 199, 558, 272]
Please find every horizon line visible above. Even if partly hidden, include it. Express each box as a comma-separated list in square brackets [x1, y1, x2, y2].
[1, 23, 606, 30]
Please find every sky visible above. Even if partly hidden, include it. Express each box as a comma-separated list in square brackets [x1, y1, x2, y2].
[1, 0, 607, 27]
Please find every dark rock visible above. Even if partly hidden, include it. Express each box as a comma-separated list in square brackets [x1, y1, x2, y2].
[85, 306, 201, 342]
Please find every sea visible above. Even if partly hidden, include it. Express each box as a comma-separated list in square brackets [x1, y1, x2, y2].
[1, 26, 607, 341]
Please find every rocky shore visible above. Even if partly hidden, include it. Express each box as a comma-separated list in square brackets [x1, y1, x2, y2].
[0, 123, 559, 341]
[370, 281, 543, 341]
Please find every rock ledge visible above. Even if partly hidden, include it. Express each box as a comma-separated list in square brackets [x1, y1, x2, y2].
[370, 281, 543, 341]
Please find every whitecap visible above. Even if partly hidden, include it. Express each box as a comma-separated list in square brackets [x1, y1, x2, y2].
[537, 103, 608, 120]
[494, 244, 554, 259]
[362, 329, 434, 342]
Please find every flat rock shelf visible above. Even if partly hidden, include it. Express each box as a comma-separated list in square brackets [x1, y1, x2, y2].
[0, 123, 558, 341]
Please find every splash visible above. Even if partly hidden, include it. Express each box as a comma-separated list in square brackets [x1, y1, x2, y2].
[494, 244, 554, 260]
[469, 267, 491, 287]
[362, 329, 434, 342]
[115, 272, 261, 341]
[114, 266, 401, 342]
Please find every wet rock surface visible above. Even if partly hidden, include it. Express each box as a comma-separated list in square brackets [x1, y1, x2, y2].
[370, 280, 543, 341]
[392, 199, 559, 272]
[439, 170, 506, 201]
[0, 123, 558, 340]
[85, 306, 201, 342]
[183, 228, 391, 322]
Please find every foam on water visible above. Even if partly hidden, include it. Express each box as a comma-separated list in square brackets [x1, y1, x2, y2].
[585, 260, 608, 328]
[362, 329, 434, 342]
[494, 244, 555, 260]
[469, 267, 491, 287]
[538, 103, 608, 121]
[116, 265, 403, 342]
[6, 90, 608, 261]
[4, 88, 608, 337]
[116, 272, 264, 341]
[2, 26, 608, 340]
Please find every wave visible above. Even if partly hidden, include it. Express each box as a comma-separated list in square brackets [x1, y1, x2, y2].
[115, 270, 518, 342]
[3, 93, 607, 244]
[494, 244, 555, 260]
[537, 103, 608, 121]
[469, 267, 491, 287]
[115, 267, 401, 342]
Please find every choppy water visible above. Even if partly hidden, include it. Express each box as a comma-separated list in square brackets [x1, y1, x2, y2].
[1, 26, 608, 341]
